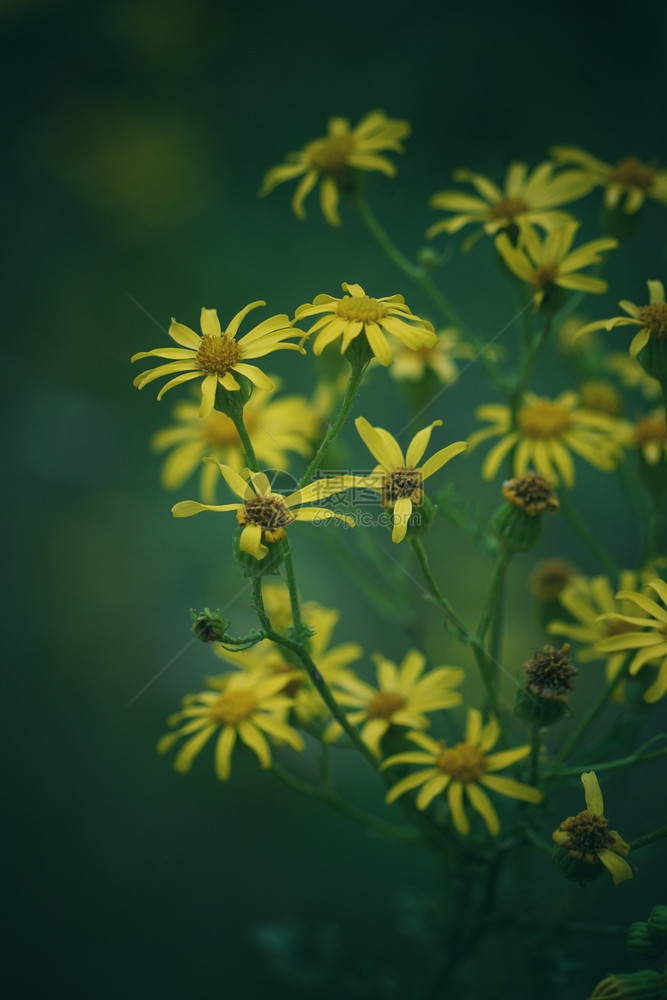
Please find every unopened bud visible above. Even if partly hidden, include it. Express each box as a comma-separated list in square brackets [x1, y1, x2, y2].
[190, 608, 230, 643]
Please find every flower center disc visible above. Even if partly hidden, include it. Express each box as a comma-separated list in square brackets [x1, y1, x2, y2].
[382, 467, 423, 506]
[603, 619, 640, 638]
[557, 809, 615, 861]
[531, 264, 559, 291]
[208, 689, 256, 725]
[336, 294, 389, 323]
[436, 742, 487, 782]
[637, 303, 667, 337]
[488, 195, 531, 221]
[609, 157, 655, 190]
[196, 334, 241, 376]
[366, 690, 407, 719]
[518, 401, 572, 438]
[243, 495, 293, 530]
[307, 134, 356, 173]
[635, 413, 667, 445]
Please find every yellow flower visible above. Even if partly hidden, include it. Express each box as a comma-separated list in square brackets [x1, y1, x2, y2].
[131, 303, 304, 418]
[595, 578, 667, 703]
[388, 327, 475, 383]
[382, 709, 542, 834]
[172, 465, 357, 560]
[325, 650, 463, 756]
[495, 223, 617, 308]
[261, 110, 409, 226]
[210, 588, 363, 725]
[427, 161, 591, 241]
[621, 408, 667, 465]
[605, 352, 662, 400]
[157, 670, 304, 779]
[574, 280, 667, 358]
[529, 558, 579, 602]
[295, 281, 437, 367]
[578, 379, 623, 417]
[468, 391, 622, 486]
[355, 416, 468, 542]
[547, 571, 645, 691]
[151, 386, 319, 502]
[553, 772, 632, 885]
[551, 146, 667, 213]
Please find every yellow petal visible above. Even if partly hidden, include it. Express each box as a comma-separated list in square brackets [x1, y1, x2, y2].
[214, 726, 236, 780]
[200, 307, 221, 336]
[391, 496, 412, 543]
[405, 420, 443, 467]
[355, 417, 404, 470]
[239, 524, 268, 559]
[581, 771, 603, 815]
[466, 783, 500, 835]
[597, 849, 633, 885]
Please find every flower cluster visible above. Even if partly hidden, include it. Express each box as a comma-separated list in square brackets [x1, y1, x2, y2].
[129, 120, 667, 1000]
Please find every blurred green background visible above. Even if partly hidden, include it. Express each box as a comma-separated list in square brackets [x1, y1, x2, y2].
[5, 0, 667, 996]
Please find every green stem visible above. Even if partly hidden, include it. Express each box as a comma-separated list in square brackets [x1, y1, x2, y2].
[551, 658, 631, 767]
[353, 191, 508, 392]
[410, 536, 500, 716]
[476, 547, 512, 646]
[251, 576, 379, 773]
[227, 400, 259, 472]
[557, 489, 618, 579]
[509, 315, 552, 427]
[556, 740, 667, 777]
[270, 762, 421, 842]
[630, 824, 667, 851]
[298, 359, 368, 488]
[529, 724, 542, 786]
[281, 540, 303, 635]
[475, 546, 512, 703]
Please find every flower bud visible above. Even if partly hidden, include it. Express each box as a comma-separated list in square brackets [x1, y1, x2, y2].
[649, 907, 667, 940]
[515, 643, 577, 725]
[627, 921, 665, 959]
[588, 969, 667, 1000]
[190, 608, 230, 643]
[492, 472, 559, 552]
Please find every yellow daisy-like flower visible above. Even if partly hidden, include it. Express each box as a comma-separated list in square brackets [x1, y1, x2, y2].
[260, 110, 409, 226]
[131, 303, 304, 418]
[151, 386, 319, 502]
[574, 280, 667, 358]
[468, 391, 622, 486]
[547, 571, 645, 690]
[172, 465, 357, 560]
[388, 327, 475, 383]
[605, 353, 661, 400]
[211, 589, 363, 726]
[381, 709, 542, 835]
[325, 650, 464, 757]
[620, 408, 667, 465]
[596, 578, 667, 703]
[551, 146, 667, 214]
[553, 771, 632, 885]
[354, 416, 468, 542]
[578, 380, 623, 417]
[295, 281, 437, 367]
[157, 670, 304, 780]
[427, 161, 591, 241]
[495, 223, 617, 308]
